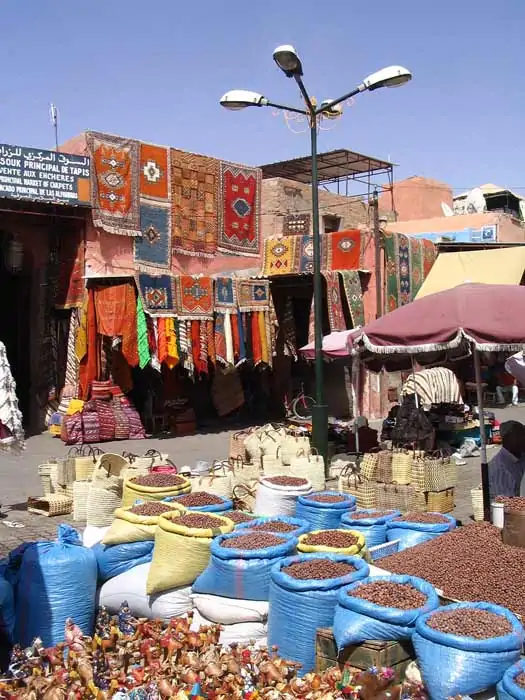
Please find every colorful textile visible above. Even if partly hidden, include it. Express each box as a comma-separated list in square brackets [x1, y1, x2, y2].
[218, 161, 261, 257]
[422, 238, 437, 277]
[258, 311, 269, 365]
[136, 296, 151, 369]
[263, 237, 297, 276]
[79, 289, 98, 400]
[199, 321, 208, 374]
[296, 235, 314, 274]
[237, 279, 270, 312]
[236, 312, 246, 364]
[383, 232, 399, 313]
[206, 320, 216, 365]
[308, 297, 315, 344]
[64, 310, 80, 396]
[398, 234, 411, 305]
[94, 283, 130, 336]
[322, 230, 361, 270]
[383, 232, 437, 311]
[231, 312, 240, 360]
[136, 273, 176, 316]
[191, 321, 202, 372]
[323, 271, 346, 332]
[134, 204, 171, 272]
[139, 143, 170, 202]
[251, 313, 262, 365]
[214, 277, 237, 311]
[340, 270, 365, 327]
[55, 228, 85, 309]
[87, 131, 140, 237]
[283, 296, 297, 358]
[214, 313, 227, 365]
[283, 213, 310, 235]
[157, 318, 167, 364]
[224, 314, 234, 365]
[165, 318, 179, 369]
[0, 341, 25, 453]
[76, 295, 89, 362]
[121, 286, 139, 368]
[175, 276, 214, 319]
[171, 148, 218, 258]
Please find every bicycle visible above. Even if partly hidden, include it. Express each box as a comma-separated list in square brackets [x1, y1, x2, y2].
[285, 383, 316, 421]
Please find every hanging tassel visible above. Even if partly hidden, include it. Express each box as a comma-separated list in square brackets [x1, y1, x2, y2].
[224, 313, 234, 365]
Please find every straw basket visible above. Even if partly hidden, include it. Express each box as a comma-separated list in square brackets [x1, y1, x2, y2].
[262, 448, 288, 476]
[290, 449, 325, 492]
[443, 457, 458, 489]
[86, 473, 123, 527]
[92, 453, 130, 481]
[189, 461, 234, 499]
[66, 445, 101, 481]
[232, 483, 257, 512]
[27, 495, 73, 517]
[360, 450, 379, 481]
[338, 466, 376, 509]
[38, 463, 53, 495]
[281, 432, 310, 466]
[73, 481, 91, 521]
[229, 429, 252, 461]
[426, 488, 455, 514]
[471, 486, 484, 522]
[391, 449, 413, 485]
[376, 450, 393, 484]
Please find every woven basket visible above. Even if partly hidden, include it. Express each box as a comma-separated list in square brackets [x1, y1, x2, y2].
[338, 467, 376, 509]
[189, 461, 234, 498]
[391, 449, 412, 485]
[376, 450, 393, 484]
[443, 457, 458, 489]
[67, 445, 100, 481]
[376, 483, 402, 511]
[73, 481, 91, 521]
[426, 488, 455, 514]
[262, 448, 288, 476]
[229, 430, 252, 461]
[281, 433, 311, 466]
[92, 453, 130, 481]
[290, 449, 325, 492]
[360, 450, 379, 481]
[410, 488, 427, 513]
[87, 473, 123, 527]
[27, 495, 73, 517]
[471, 486, 484, 521]
[232, 483, 257, 512]
[38, 463, 53, 495]
[411, 452, 447, 492]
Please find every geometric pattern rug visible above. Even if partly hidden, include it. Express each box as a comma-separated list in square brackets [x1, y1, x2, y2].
[218, 161, 261, 257]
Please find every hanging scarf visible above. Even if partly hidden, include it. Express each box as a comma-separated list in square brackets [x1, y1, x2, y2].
[121, 285, 139, 368]
[199, 321, 208, 374]
[268, 296, 278, 362]
[206, 320, 216, 365]
[214, 313, 227, 366]
[231, 314, 240, 362]
[175, 319, 183, 359]
[94, 283, 129, 336]
[75, 295, 89, 363]
[150, 318, 161, 372]
[258, 311, 269, 365]
[264, 310, 273, 368]
[251, 313, 262, 366]
[224, 314, 234, 366]
[157, 318, 168, 365]
[137, 295, 151, 369]
[191, 321, 201, 373]
[79, 288, 98, 399]
[64, 310, 80, 394]
[237, 312, 246, 365]
[165, 318, 179, 369]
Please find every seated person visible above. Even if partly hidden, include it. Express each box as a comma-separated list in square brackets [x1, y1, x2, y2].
[488, 420, 525, 500]
[348, 417, 379, 454]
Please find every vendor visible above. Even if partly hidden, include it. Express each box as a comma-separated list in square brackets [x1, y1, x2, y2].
[488, 420, 525, 500]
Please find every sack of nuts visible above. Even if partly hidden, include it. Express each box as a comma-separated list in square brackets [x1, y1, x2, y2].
[413, 602, 524, 700]
[268, 553, 370, 675]
[121, 472, 191, 508]
[192, 530, 296, 601]
[146, 511, 233, 594]
[497, 658, 525, 700]
[333, 574, 439, 648]
[295, 491, 357, 531]
[340, 509, 402, 548]
[297, 529, 367, 558]
[386, 512, 456, 551]
[102, 501, 186, 546]
[236, 515, 310, 539]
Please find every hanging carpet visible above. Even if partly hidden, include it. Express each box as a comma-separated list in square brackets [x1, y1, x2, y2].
[323, 270, 346, 332]
[237, 279, 270, 312]
[134, 204, 171, 272]
[263, 237, 297, 276]
[339, 270, 365, 327]
[218, 161, 261, 257]
[136, 273, 176, 316]
[55, 227, 85, 309]
[296, 234, 314, 274]
[139, 142, 170, 202]
[321, 230, 361, 270]
[214, 276, 237, 312]
[175, 276, 214, 320]
[383, 232, 437, 312]
[282, 213, 310, 235]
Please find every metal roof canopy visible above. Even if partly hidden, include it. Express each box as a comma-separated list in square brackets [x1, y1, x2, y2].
[260, 148, 395, 187]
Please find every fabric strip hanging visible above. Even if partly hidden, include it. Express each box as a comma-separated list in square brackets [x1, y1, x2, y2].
[165, 318, 178, 369]
[157, 318, 167, 364]
[199, 321, 208, 374]
[264, 310, 272, 367]
[224, 314, 234, 365]
[136, 295, 151, 369]
[184, 321, 195, 375]
[323, 270, 346, 332]
[231, 313, 240, 361]
[251, 313, 262, 365]
[206, 319, 216, 365]
[258, 311, 269, 365]
[339, 270, 365, 327]
[79, 288, 98, 400]
[283, 296, 297, 359]
[64, 310, 80, 397]
[236, 312, 246, 365]
[76, 295, 89, 363]
[308, 296, 315, 345]
[214, 313, 227, 366]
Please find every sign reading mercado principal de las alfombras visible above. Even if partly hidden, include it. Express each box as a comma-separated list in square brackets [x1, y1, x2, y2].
[0, 143, 91, 206]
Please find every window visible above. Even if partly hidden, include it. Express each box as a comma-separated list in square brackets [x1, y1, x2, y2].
[323, 214, 341, 233]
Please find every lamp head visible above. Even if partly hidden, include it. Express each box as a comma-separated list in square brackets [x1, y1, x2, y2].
[273, 45, 303, 77]
[219, 90, 269, 110]
[359, 65, 412, 92]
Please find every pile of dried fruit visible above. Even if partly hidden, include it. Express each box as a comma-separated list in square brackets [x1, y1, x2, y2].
[302, 530, 359, 548]
[283, 558, 356, 580]
[382, 521, 525, 619]
[175, 491, 224, 507]
[129, 502, 175, 516]
[515, 672, 525, 688]
[250, 520, 297, 533]
[426, 608, 512, 639]
[347, 510, 394, 520]
[224, 511, 255, 524]
[392, 513, 449, 524]
[495, 496, 525, 511]
[131, 473, 185, 487]
[220, 533, 283, 550]
[348, 580, 427, 610]
[265, 476, 308, 487]
[174, 513, 226, 529]
[307, 494, 347, 503]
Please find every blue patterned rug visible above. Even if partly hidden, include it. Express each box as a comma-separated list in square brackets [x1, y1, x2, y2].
[134, 204, 171, 272]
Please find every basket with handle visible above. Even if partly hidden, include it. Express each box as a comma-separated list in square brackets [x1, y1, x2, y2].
[37, 463, 54, 495]
[375, 483, 401, 511]
[471, 485, 484, 521]
[360, 448, 380, 481]
[122, 451, 155, 472]
[290, 448, 325, 491]
[443, 456, 458, 489]
[73, 480, 91, 521]
[230, 455, 261, 489]
[189, 460, 234, 499]
[142, 449, 170, 467]
[376, 450, 393, 484]
[87, 469, 123, 527]
[229, 429, 252, 461]
[391, 447, 413, 485]
[91, 453, 130, 481]
[338, 463, 376, 509]
[426, 488, 455, 514]
[232, 483, 257, 512]
[259, 425, 287, 457]
[67, 445, 101, 481]
[280, 431, 311, 466]
[422, 451, 448, 492]
[262, 447, 288, 476]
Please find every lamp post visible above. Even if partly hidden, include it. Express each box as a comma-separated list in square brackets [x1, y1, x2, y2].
[220, 48, 412, 467]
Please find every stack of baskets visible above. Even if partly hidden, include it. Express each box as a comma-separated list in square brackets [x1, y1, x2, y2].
[338, 447, 457, 514]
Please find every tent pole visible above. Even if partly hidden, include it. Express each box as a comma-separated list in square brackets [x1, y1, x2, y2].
[474, 346, 490, 520]
[354, 357, 361, 454]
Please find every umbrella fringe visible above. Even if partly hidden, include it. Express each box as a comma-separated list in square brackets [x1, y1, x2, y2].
[360, 330, 525, 355]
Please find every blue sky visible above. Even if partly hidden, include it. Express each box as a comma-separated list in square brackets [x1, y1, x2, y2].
[1, 0, 523, 194]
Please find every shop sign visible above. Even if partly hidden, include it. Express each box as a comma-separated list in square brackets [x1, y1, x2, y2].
[0, 143, 91, 206]
[411, 225, 498, 244]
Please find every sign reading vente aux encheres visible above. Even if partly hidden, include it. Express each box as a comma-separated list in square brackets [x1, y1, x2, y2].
[0, 143, 91, 206]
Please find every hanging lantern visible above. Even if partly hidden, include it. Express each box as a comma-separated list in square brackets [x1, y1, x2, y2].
[5, 238, 23, 273]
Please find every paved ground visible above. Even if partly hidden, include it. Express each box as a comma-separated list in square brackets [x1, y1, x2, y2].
[0, 404, 523, 557]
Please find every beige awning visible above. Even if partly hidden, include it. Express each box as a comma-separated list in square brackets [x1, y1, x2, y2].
[416, 247, 525, 299]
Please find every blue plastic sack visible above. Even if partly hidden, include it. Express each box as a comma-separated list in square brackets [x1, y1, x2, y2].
[93, 540, 154, 582]
[333, 574, 439, 649]
[15, 524, 97, 648]
[0, 574, 15, 642]
[341, 509, 401, 548]
[386, 513, 456, 550]
[268, 553, 369, 676]
[193, 531, 296, 600]
[498, 660, 525, 700]
[165, 494, 233, 513]
[296, 492, 356, 530]
[413, 602, 524, 700]
[236, 515, 311, 538]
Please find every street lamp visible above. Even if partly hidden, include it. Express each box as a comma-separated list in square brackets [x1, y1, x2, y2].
[220, 47, 412, 470]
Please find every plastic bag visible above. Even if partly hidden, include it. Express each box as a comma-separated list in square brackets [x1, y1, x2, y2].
[386, 513, 456, 550]
[191, 593, 268, 624]
[268, 553, 370, 676]
[298, 529, 366, 557]
[333, 574, 439, 649]
[92, 540, 154, 582]
[167, 494, 233, 513]
[296, 492, 356, 530]
[413, 602, 523, 700]
[15, 525, 97, 648]
[193, 531, 296, 601]
[102, 502, 184, 545]
[147, 511, 233, 594]
[0, 574, 15, 642]
[236, 515, 310, 539]
[83, 525, 109, 548]
[97, 563, 192, 620]
[254, 476, 312, 517]
[341, 510, 401, 548]
[498, 659, 525, 700]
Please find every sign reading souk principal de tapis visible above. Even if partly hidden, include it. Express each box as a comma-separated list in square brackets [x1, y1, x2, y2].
[0, 143, 91, 206]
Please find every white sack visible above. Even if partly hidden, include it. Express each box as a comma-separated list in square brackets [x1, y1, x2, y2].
[190, 609, 267, 647]
[83, 525, 109, 548]
[190, 592, 268, 624]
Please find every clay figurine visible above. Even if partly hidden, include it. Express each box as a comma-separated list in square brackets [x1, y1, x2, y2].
[118, 602, 136, 638]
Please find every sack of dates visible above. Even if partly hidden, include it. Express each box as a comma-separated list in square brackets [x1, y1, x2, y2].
[146, 511, 233, 594]
[333, 574, 439, 648]
[340, 509, 401, 548]
[413, 602, 524, 700]
[167, 491, 233, 513]
[121, 472, 191, 508]
[192, 530, 297, 601]
[102, 501, 186, 546]
[498, 659, 525, 700]
[297, 529, 367, 557]
[386, 512, 456, 551]
[268, 553, 370, 676]
[236, 515, 310, 539]
[254, 475, 312, 517]
[295, 491, 357, 530]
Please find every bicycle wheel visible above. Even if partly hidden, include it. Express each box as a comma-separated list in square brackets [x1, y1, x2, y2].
[292, 394, 315, 421]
